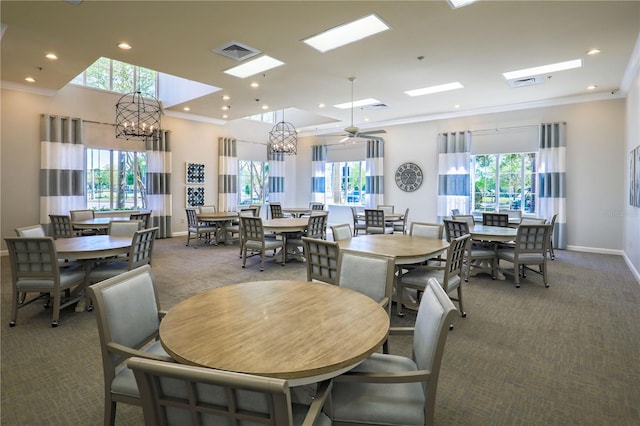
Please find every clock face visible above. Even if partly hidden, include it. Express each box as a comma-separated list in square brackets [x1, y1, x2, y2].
[395, 162, 423, 192]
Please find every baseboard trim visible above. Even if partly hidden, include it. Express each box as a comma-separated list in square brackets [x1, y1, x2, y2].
[566, 245, 624, 256]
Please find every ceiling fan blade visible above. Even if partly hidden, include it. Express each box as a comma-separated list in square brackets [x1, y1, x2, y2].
[358, 129, 387, 136]
[339, 136, 351, 143]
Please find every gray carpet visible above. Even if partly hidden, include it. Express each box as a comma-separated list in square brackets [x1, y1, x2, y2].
[1, 236, 639, 425]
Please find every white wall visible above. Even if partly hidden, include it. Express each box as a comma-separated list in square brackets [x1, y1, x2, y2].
[624, 58, 640, 277]
[0, 84, 629, 257]
[300, 99, 627, 253]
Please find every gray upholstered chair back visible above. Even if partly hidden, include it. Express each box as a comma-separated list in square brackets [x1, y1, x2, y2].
[306, 213, 327, 239]
[364, 209, 391, 234]
[520, 217, 546, 225]
[69, 209, 94, 221]
[129, 211, 152, 229]
[337, 250, 395, 315]
[108, 220, 142, 237]
[443, 219, 470, 242]
[269, 203, 284, 219]
[414, 278, 457, 398]
[185, 208, 198, 228]
[15, 225, 46, 237]
[376, 204, 394, 214]
[198, 205, 216, 214]
[451, 214, 475, 229]
[128, 227, 158, 269]
[410, 222, 443, 239]
[330, 223, 352, 241]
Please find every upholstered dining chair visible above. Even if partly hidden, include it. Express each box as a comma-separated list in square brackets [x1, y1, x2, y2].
[393, 207, 410, 234]
[451, 214, 475, 229]
[128, 357, 332, 426]
[330, 223, 353, 242]
[496, 224, 552, 288]
[350, 206, 366, 236]
[364, 209, 394, 234]
[520, 217, 547, 225]
[185, 208, 218, 247]
[240, 216, 285, 271]
[49, 214, 75, 238]
[198, 205, 217, 214]
[14, 224, 46, 237]
[86, 265, 173, 426]
[107, 220, 142, 237]
[226, 208, 258, 256]
[398, 234, 470, 321]
[444, 219, 496, 281]
[337, 249, 395, 353]
[451, 208, 461, 216]
[285, 213, 327, 259]
[5, 237, 86, 328]
[309, 201, 325, 210]
[129, 211, 152, 229]
[326, 277, 457, 426]
[302, 237, 340, 285]
[410, 221, 443, 239]
[547, 213, 558, 260]
[500, 209, 523, 221]
[70, 209, 97, 235]
[376, 204, 395, 214]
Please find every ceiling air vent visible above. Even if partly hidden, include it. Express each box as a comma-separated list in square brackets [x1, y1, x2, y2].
[212, 41, 262, 62]
[507, 75, 544, 88]
[365, 103, 389, 110]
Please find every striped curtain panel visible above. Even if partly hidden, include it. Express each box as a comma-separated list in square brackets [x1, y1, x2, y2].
[218, 137, 238, 211]
[538, 122, 567, 249]
[146, 130, 172, 238]
[39, 115, 86, 227]
[311, 145, 327, 204]
[269, 149, 285, 204]
[437, 131, 471, 220]
[365, 139, 384, 208]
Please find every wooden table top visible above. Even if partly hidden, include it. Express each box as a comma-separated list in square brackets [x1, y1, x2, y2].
[71, 216, 132, 229]
[262, 218, 310, 233]
[55, 235, 131, 259]
[196, 211, 239, 221]
[338, 234, 449, 265]
[470, 225, 518, 242]
[160, 280, 389, 385]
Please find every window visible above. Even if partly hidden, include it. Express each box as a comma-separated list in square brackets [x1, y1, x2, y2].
[471, 153, 537, 214]
[245, 111, 275, 124]
[238, 160, 269, 205]
[324, 161, 366, 205]
[71, 57, 157, 97]
[86, 149, 147, 211]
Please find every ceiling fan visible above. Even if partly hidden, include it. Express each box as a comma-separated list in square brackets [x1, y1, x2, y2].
[332, 77, 387, 143]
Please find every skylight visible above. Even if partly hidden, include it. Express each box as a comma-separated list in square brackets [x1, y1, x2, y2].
[224, 55, 284, 79]
[334, 98, 380, 109]
[502, 59, 583, 80]
[447, 0, 477, 9]
[405, 82, 464, 97]
[303, 14, 390, 53]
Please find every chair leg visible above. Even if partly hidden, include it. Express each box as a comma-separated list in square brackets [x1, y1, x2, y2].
[51, 292, 61, 327]
[186, 230, 191, 246]
[514, 263, 521, 288]
[457, 286, 466, 317]
[397, 283, 405, 317]
[105, 399, 116, 426]
[260, 250, 265, 271]
[9, 288, 19, 327]
[542, 261, 549, 287]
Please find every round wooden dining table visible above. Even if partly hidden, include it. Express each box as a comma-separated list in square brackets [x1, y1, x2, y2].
[196, 211, 239, 244]
[71, 216, 132, 233]
[55, 235, 132, 260]
[337, 233, 449, 265]
[159, 280, 390, 386]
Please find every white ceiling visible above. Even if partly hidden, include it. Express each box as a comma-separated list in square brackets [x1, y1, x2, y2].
[1, 1, 639, 136]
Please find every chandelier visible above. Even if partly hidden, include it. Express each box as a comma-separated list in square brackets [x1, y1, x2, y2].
[115, 91, 162, 140]
[268, 111, 297, 155]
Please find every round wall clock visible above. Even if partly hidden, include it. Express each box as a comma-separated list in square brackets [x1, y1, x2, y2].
[395, 162, 423, 192]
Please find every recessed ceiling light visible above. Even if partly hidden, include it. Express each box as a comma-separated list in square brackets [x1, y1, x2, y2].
[183, 107, 191, 111]
[250, 82, 260, 88]
[222, 106, 230, 110]
[334, 98, 380, 109]
[25, 77, 36, 83]
[224, 55, 284, 79]
[587, 49, 601, 55]
[303, 14, 390, 53]
[222, 95, 231, 100]
[318, 103, 325, 108]
[405, 82, 464, 97]
[587, 85, 598, 90]
[222, 114, 228, 119]
[262, 105, 269, 110]
[503, 59, 583, 80]
[45, 53, 58, 60]
[118, 42, 132, 50]
[447, 0, 477, 9]
[454, 104, 461, 109]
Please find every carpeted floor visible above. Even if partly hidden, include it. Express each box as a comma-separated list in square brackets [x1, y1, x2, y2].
[1, 236, 639, 425]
